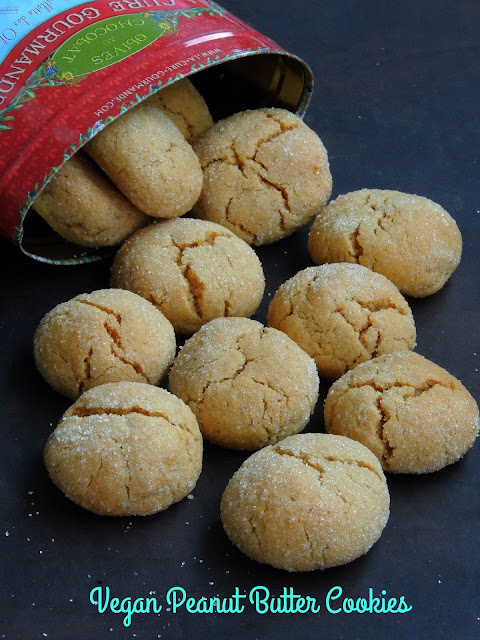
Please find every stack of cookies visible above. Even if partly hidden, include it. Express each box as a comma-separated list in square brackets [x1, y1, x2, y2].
[32, 76, 478, 573]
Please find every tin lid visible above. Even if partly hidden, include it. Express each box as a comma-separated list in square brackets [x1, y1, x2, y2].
[0, 0, 313, 264]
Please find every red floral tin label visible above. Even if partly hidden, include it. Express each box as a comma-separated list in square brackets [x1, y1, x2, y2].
[0, 0, 313, 263]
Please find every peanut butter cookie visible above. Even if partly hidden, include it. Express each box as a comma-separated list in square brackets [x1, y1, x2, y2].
[85, 103, 203, 218]
[44, 382, 202, 516]
[34, 289, 175, 399]
[267, 263, 416, 380]
[220, 433, 390, 571]
[111, 219, 265, 335]
[192, 108, 332, 245]
[324, 351, 479, 473]
[308, 189, 462, 297]
[145, 78, 213, 142]
[33, 152, 148, 247]
[169, 317, 319, 450]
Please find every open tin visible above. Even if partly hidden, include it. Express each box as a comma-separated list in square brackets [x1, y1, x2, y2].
[0, 0, 313, 264]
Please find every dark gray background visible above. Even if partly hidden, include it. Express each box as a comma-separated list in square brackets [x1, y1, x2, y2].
[1, 0, 479, 638]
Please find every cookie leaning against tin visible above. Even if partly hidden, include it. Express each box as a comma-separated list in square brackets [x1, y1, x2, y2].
[145, 78, 213, 142]
[44, 382, 203, 516]
[324, 351, 479, 473]
[192, 108, 332, 245]
[32, 151, 148, 248]
[220, 433, 390, 571]
[308, 189, 462, 297]
[85, 103, 203, 219]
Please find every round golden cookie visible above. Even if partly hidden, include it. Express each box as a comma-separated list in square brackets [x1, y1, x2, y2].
[44, 382, 203, 516]
[33, 151, 148, 247]
[192, 107, 332, 245]
[85, 103, 203, 218]
[324, 351, 479, 473]
[168, 318, 319, 450]
[145, 78, 213, 142]
[34, 289, 176, 400]
[267, 263, 416, 380]
[220, 433, 390, 571]
[111, 219, 265, 335]
[308, 189, 462, 297]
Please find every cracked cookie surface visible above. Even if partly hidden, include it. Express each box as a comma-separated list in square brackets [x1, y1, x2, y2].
[192, 108, 332, 245]
[32, 151, 148, 248]
[34, 289, 176, 400]
[145, 78, 213, 142]
[168, 317, 319, 450]
[308, 189, 462, 297]
[324, 351, 479, 473]
[267, 263, 416, 380]
[111, 219, 265, 335]
[85, 103, 203, 218]
[220, 433, 389, 571]
[44, 382, 203, 516]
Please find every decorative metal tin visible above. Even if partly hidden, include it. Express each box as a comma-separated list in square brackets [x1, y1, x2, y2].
[0, 0, 313, 263]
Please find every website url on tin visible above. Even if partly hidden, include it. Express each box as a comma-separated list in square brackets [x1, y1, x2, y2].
[93, 47, 222, 116]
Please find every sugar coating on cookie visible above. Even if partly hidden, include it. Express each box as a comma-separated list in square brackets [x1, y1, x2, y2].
[169, 318, 319, 450]
[192, 108, 332, 245]
[145, 78, 213, 142]
[33, 151, 148, 247]
[44, 382, 203, 516]
[34, 289, 176, 400]
[111, 219, 265, 335]
[308, 189, 462, 297]
[85, 103, 203, 218]
[220, 433, 390, 571]
[324, 351, 479, 473]
[267, 263, 416, 380]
